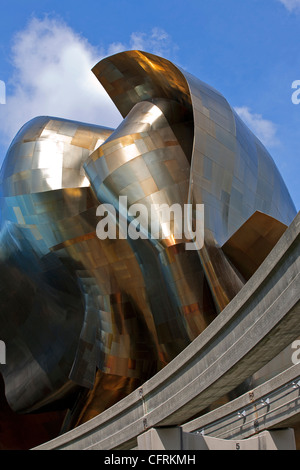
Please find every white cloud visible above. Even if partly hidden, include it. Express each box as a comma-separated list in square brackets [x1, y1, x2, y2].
[130, 27, 178, 58]
[278, 0, 300, 12]
[99, 27, 178, 59]
[234, 106, 280, 148]
[0, 17, 177, 150]
[0, 16, 121, 147]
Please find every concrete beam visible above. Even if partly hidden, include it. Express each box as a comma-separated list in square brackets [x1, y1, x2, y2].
[182, 363, 300, 440]
[137, 427, 296, 450]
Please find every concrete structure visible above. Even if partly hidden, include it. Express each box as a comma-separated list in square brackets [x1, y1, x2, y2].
[137, 427, 296, 450]
[183, 363, 300, 441]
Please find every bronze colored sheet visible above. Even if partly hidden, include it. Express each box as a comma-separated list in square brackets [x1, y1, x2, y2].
[222, 211, 288, 280]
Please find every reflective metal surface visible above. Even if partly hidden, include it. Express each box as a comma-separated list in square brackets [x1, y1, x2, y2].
[0, 51, 296, 445]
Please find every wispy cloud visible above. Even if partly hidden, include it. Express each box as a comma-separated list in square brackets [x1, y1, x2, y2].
[278, 0, 300, 12]
[105, 27, 178, 59]
[0, 17, 177, 152]
[234, 106, 280, 148]
[130, 27, 178, 58]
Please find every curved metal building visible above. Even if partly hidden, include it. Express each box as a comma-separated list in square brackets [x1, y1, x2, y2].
[0, 51, 297, 449]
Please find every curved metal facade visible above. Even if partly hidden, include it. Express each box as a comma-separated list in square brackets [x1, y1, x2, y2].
[0, 51, 296, 443]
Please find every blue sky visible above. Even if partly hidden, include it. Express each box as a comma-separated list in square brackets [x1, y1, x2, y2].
[0, 0, 299, 209]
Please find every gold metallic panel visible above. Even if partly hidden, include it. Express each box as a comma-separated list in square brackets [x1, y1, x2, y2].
[222, 211, 288, 280]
